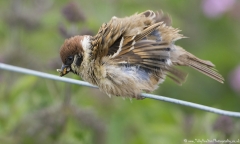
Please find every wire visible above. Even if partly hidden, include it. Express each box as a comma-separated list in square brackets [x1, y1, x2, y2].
[141, 93, 240, 117]
[0, 63, 98, 89]
[0, 62, 240, 117]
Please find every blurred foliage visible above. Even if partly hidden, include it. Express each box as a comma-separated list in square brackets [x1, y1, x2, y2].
[0, 0, 240, 144]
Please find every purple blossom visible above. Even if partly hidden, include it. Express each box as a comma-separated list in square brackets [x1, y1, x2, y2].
[202, 0, 236, 18]
[229, 65, 240, 93]
[62, 2, 85, 23]
[213, 116, 233, 135]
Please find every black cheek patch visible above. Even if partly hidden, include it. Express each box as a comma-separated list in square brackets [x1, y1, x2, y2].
[76, 56, 83, 66]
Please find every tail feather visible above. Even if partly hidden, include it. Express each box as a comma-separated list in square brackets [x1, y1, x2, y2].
[186, 60, 224, 83]
[174, 46, 224, 83]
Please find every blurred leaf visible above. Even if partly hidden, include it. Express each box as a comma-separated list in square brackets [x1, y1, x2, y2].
[0, 0, 240, 143]
[10, 75, 37, 97]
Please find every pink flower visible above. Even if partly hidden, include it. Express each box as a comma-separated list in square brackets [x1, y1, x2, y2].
[202, 0, 236, 18]
[229, 65, 240, 93]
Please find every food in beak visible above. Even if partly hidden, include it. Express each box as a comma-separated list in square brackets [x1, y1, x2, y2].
[57, 64, 70, 77]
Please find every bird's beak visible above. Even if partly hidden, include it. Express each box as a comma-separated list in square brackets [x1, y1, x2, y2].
[57, 64, 71, 77]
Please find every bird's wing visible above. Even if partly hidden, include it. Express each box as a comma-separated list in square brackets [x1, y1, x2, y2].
[91, 10, 172, 60]
[108, 22, 187, 84]
[91, 10, 187, 84]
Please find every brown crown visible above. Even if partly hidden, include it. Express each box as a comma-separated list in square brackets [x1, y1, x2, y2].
[60, 35, 84, 64]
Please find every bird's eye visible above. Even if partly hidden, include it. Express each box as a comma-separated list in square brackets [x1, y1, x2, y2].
[66, 56, 74, 64]
[68, 57, 73, 61]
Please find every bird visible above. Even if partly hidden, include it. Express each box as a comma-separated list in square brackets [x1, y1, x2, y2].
[57, 10, 224, 99]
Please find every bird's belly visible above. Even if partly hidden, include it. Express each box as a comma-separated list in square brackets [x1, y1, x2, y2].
[97, 65, 157, 97]
[121, 66, 150, 81]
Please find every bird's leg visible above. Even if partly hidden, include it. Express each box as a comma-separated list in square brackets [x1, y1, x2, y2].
[135, 94, 145, 100]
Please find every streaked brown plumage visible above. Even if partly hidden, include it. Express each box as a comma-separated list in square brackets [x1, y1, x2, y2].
[57, 10, 224, 99]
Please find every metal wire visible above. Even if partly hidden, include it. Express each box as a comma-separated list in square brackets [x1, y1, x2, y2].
[0, 62, 240, 117]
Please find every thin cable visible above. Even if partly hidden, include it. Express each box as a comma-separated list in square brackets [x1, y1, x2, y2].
[0, 62, 240, 117]
[141, 93, 240, 117]
[0, 63, 97, 89]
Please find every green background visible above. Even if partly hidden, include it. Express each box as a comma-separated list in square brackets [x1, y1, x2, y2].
[0, 0, 240, 144]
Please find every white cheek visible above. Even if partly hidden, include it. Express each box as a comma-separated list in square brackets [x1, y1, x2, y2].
[81, 36, 91, 52]
[81, 36, 91, 62]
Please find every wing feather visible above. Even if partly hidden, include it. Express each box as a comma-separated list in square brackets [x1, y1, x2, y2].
[91, 10, 222, 85]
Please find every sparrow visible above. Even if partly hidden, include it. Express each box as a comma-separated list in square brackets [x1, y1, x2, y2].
[57, 10, 224, 99]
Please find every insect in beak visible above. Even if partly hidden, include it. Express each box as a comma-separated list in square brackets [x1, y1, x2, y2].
[57, 64, 71, 77]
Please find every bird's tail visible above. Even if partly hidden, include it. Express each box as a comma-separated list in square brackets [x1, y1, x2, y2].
[171, 45, 224, 83]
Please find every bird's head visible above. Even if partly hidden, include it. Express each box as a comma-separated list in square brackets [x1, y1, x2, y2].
[57, 35, 89, 77]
